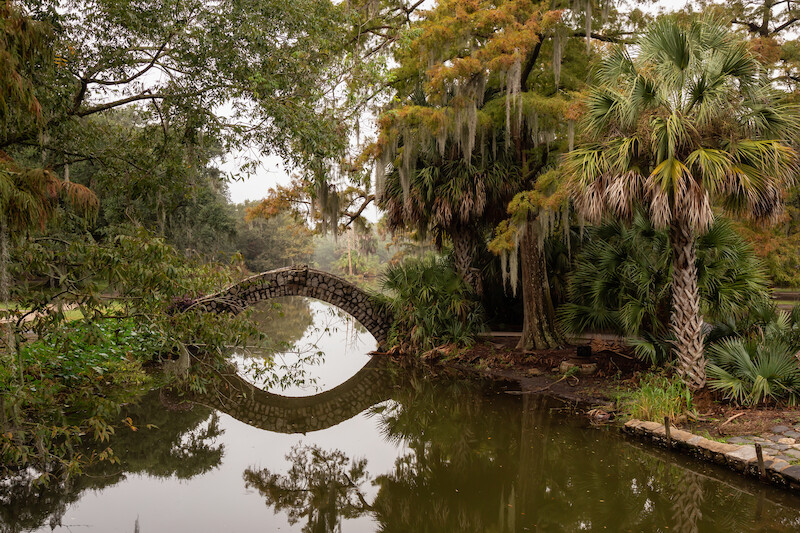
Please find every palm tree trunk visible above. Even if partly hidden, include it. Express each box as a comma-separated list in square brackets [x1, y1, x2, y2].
[516, 217, 560, 351]
[670, 219, 706, 389]
[451, 228, 482, 295]
[671, 470, 704, 533]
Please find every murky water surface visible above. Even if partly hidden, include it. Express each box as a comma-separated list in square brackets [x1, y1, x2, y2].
[4, 298, 800, 532]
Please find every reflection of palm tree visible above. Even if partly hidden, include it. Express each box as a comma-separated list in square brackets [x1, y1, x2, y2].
[243, 444, 371, 533]
[671, 470, 704, 533]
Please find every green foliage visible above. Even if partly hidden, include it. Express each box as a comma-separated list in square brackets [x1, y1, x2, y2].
[17, 319, 158, 389]
[705, 300, 800, 406]
[616, 374, 695, 422]
[381, 255, 485, 352]
[707, 298, 800, 350]
[734, 214, 800, 288]
[3, 225, 259, 478]
[236, 208, 314, 273]
[9, 0, 372, 165]
[0, 318, 158, 476]
[559, 214, 770, 364]
[707, 338, 800, 406]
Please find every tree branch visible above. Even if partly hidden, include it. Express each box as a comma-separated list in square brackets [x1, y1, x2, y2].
[521, 34, 544, 90]
[343, 195, 375, 228]
[75, 88, 210, 117]
[732, 19, 766, 34]
[572, 31, 634, 43]
[772, 16, 799, 34]
[84, 37, 173, 87]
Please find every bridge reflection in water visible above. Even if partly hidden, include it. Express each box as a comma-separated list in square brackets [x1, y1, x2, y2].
[6, 359, 800, 533]
[195, 357, 394, 434]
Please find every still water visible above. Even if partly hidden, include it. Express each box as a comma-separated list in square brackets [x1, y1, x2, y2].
[4, 298, 800, 532]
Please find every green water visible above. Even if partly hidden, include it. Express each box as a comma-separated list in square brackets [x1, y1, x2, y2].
[2, 300, 800, 532]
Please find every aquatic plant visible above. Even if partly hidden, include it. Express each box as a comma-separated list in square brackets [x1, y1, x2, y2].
[617, 373, 695, 423]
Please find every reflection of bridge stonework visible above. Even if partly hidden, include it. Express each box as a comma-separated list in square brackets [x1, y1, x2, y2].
[200, 358, 393, 433]
[191, 266, 392, 348]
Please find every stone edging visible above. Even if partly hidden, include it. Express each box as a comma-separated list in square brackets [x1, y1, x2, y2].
[624, 419, 800, 491]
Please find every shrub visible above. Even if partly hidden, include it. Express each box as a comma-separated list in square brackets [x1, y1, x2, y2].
[381, 255, 485, 353]
[559, 214, 769, 364]
[707, 337, 800, 406]
[707, 299, 800, 352]
[617, 374, 694, 422]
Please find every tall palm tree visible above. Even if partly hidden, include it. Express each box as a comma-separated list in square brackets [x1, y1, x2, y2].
[566, 16, 798, 389]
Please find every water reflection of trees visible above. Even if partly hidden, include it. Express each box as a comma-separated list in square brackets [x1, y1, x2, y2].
[246, 297, 314, 357]
[244, 444, 372, 533]
[245, 298, 368, 359]
[0, 390, 223, 533]
[246, 372, 800, 532]
[5, 368, 800, 533]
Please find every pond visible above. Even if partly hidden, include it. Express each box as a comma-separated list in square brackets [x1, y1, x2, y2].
[3, 298, 800, 532]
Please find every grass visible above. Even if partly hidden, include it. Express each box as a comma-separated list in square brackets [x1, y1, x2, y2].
[1, 302, 124, 322]
[616, 373, 695, 423]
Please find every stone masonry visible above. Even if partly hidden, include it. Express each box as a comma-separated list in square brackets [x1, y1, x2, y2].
[198, 358, 393, 433]
[625, 419, 800, 491]
[189, 265, 393, 349]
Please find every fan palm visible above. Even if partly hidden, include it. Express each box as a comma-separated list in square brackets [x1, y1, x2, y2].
[566, 16, 798, 388]
[559, 214, 769, 364]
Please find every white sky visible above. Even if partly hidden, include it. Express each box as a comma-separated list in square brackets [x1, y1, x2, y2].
[223, 0, 692, 205]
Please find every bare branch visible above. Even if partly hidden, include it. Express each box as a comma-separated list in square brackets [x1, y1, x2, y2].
[343, 195, 375, 228]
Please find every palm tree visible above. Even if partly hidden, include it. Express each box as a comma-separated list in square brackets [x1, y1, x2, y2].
[559, 214, 770, 364]
[566, 16, 798, 389]
[381, 149, 525, 294]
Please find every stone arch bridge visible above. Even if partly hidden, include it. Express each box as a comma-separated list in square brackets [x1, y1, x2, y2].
[189, 266, 393, 348]
[196, 357, 394, 433]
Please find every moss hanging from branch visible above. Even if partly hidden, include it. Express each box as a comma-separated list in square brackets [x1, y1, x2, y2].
[505, 52, 522, 151]
[585, 0, 593, 52]
[552, 30, 564, 88]
[489, 169, 572, 294]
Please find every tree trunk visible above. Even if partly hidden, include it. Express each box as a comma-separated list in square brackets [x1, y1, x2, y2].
[348, 231, 353, 276]
[670, 219, 706, 389]
[0, 214, 22, 386]
[516, 217, 560, 351]
[0, 221, 6, 425]
[450, 228, 482, 295]
[1, 217, 12, 356]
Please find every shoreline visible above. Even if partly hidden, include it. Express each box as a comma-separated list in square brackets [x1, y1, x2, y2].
[436, 338, 800, 494]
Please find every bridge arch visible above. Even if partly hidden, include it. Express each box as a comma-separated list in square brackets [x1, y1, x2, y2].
[195, 358, 393, 433]
[191, 266, 393, 348]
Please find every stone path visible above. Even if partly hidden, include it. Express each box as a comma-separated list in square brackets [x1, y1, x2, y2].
[725, 425, 800, 465]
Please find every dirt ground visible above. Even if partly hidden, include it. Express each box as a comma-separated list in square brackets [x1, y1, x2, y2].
[421, 336, 800, 438]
